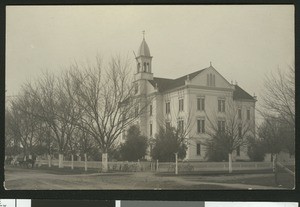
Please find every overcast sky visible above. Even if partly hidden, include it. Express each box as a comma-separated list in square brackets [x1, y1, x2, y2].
[6, 5, 294, 108]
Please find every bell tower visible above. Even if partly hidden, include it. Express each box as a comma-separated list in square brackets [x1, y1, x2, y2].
[135, 31, 153, 81]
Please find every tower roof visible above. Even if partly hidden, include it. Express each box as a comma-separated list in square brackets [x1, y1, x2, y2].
[137, 38, 151, 57]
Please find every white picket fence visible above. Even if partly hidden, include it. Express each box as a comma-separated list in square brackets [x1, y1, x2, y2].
[35, 159, 274, 172]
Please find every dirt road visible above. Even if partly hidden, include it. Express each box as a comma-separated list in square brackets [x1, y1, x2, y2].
[4, 167, 281, 190]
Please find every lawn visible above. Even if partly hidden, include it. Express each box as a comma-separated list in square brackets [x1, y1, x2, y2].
[4, 166, 293, 190]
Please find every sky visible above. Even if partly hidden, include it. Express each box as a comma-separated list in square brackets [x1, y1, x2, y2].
[6, 5, 294, 111]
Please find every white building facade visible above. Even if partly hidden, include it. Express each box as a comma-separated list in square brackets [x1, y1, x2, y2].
[132, 37, 256, 161]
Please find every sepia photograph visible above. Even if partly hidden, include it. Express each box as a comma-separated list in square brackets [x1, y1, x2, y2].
[4, 5, 295, 190]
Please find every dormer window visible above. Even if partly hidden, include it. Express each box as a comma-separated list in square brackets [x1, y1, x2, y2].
[207, 73, 215, 86]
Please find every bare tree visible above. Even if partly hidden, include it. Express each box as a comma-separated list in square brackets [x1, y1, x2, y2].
[261, 66, 295, 127]
[204, 99, 254, 173]
[21, 71, 78, 168]
[66, 56, 145, 171]
[260, 66, 295, 156]
[5, 93, 42, 157]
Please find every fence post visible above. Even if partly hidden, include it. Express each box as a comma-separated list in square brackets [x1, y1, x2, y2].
[48, 154, 52, 168]
[156, 160, 159, 172]
[71, 154, 74, 170]
[84, 153, 88, 172]
[175, 153, 178, 175]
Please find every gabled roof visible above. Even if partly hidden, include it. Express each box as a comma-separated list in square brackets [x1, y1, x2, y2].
[148, 68, 205, 92]
[233, 85, 255, 101]
[148, 67, 255, 101]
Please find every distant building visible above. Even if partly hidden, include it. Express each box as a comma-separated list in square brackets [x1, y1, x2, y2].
[128, 36, 256, 161]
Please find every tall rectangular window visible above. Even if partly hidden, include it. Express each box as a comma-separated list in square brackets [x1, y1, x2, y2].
[207, 74, 209, 86]
[166, 102, 170, 114]
[150, 123, 153, 136]
[236, 146, 240, 156]
[218, 120, 225, 132]
[179, 99, 184, 112]
[197, 119, 205, 133]
[218, 99, 225, 112]
[149, 104, 153, 116]
[166, 121, 171, 129]
[247, 109, 250, 120]
[197, 97, 205, 111]
[196, 143, 201, 155]
[238, 125, 242, 138]
[238, 108, 242, 119]
[178, 119, 184, 133]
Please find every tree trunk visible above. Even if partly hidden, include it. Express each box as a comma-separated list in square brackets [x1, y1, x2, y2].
[71, 154, 74, 170]
[58, 153, 64, 168]
[84, 153, 87, 172]
[228, 153, 233, 173]
[48, 154, 52, 167]
[102, 153, 108, 172]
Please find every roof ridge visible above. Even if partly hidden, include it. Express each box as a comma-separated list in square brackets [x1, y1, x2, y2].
[174, 68, 207, 80]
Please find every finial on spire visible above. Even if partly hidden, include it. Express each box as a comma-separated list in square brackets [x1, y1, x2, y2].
[142, 30, 145, 39]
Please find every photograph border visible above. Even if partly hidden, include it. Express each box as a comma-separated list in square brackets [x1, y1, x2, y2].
[0, 0, 298, 202]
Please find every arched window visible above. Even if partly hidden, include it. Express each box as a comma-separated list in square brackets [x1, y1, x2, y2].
[210, 74, 213, 86]
[137, 63, 140, 73]
[147, 63, 150, 72]
[212, 74, 215, 86]
[207, 74, 209, 86]
[143, 62, 147, 72]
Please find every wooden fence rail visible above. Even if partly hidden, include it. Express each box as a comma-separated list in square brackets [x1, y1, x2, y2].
[35, 159, 277, 172]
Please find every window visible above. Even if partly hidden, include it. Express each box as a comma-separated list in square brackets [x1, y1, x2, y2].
[218, 99, 225, 112]
[236, 146, 240, 156]
[147, 63, 150, 72]
[137, 63, 140, 73]
[207, 73, 215, 86]
[179, 99, 184, 112]
[197, 97, 205, 111]
[150, 123, 153, 136]
[134, 83, 138, 94]
[238, 108, 242, 119]
[149, 104, 152, 116]
[166, 102, 170, 114]
[197, 119, 205, 133]
[178, 119, 184, 133]
[207, 74, 209, 86]
[196, 143, 201, 155]
[238, 125, 242, 138]
[166, 121, 171, 129]
[143, 62, 146, 72]
[247, 109, 250, 120]
[218, 120, 225, 132]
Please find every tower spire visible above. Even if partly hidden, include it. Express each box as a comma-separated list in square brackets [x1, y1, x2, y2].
[142, 30, 145, 40]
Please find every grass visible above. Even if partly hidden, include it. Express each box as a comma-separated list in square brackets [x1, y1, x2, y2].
[5, 164, 294, 189]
